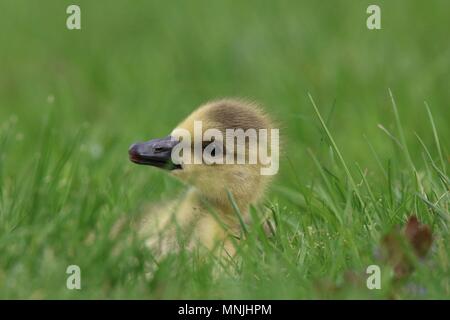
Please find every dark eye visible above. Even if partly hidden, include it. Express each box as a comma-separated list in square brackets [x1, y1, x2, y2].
[202, 141, 211, 150]
[202, 141, 219, 157]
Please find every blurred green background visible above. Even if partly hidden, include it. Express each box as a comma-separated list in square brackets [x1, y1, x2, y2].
[1, 1, 448, 173]
[0, 1, 448, 298]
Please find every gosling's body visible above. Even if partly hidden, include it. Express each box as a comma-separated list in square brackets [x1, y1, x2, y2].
[139, 187, 237, 256]
[130, 99, 276, 256]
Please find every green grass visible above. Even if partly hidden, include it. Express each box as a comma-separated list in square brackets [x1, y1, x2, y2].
[0, 0, 449, 299]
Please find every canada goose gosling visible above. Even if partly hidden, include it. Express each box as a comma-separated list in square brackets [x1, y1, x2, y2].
[129, 99, 278, 256]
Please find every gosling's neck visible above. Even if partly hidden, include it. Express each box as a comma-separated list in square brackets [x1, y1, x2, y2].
[179, 184, 261, 227]
[181, 186, 239, 215]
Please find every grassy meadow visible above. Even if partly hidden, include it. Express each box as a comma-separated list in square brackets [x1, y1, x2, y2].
[0, 1, 448, 299]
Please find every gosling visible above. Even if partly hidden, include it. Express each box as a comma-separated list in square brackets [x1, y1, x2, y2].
[129, 99, 277, 257]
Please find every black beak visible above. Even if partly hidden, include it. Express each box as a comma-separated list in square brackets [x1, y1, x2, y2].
[129, 136, 181, 170]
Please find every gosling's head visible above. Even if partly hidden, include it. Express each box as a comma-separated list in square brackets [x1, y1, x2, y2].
[129, 99, 278, 209]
